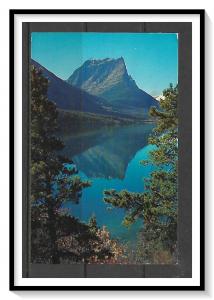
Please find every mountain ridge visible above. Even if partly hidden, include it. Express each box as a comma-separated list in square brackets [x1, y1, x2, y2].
[31, 59, 108, 114]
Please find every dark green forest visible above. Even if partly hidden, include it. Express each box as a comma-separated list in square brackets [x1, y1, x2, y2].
[30, 66, 178, 264]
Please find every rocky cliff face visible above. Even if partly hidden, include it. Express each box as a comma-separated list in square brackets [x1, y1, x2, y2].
[67, 57, 158, 112]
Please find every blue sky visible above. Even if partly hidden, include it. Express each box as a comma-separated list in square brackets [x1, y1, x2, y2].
[31, 32, 178, 96]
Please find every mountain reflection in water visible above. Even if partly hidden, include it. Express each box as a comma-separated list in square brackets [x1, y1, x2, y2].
[61, 123, 155, 244]
[62, 124, 154, 179]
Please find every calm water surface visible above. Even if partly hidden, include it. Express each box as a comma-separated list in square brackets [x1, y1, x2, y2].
[62, 124, 155, 245]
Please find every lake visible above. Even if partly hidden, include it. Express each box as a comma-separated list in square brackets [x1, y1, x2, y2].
[61, 123, 155, 246]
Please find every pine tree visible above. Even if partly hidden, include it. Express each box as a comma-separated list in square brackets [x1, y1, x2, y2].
[30, 66, 91, 263]
[88, 214, 98, 234]
[104, 84, 178, 263]
[30, 66, 127, 264]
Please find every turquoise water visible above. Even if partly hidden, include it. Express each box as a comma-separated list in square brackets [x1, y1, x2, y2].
[62, 124, 155, 244]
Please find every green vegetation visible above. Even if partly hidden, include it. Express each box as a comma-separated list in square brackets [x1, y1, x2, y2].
[57, 109, 141, 135]
[104, 84, 178, 263]
[30, 66, 125, 264]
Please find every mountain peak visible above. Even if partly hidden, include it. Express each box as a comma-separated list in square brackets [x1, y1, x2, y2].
[67, 57, 158, 112]
[81, 57, 126, 73]
[84, 57, 125, 64]
[67, 57, 128, 96]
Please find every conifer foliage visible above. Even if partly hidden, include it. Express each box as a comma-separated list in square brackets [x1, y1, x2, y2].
[104, 84, 178, 263]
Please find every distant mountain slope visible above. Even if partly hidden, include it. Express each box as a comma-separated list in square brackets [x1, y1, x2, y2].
[31, 59, 108, 114]
[67, 57, 158, 112]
